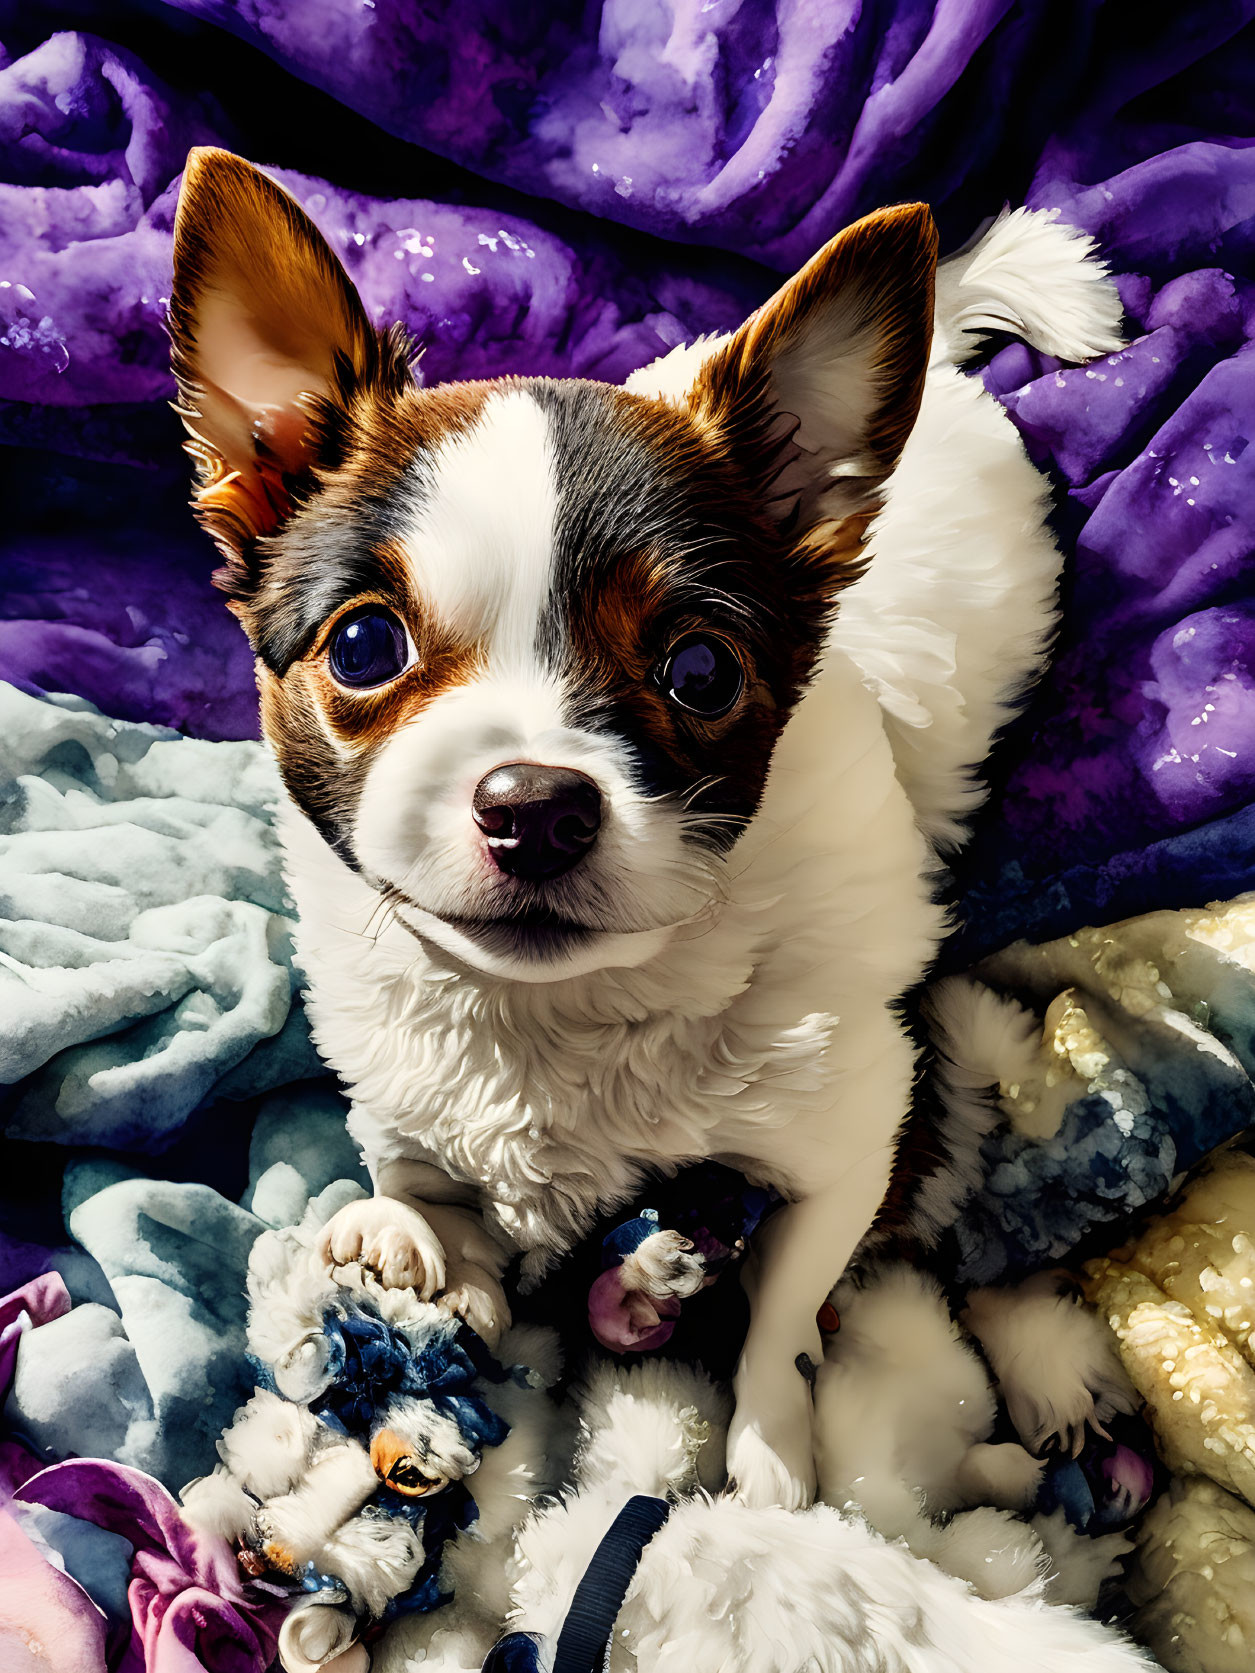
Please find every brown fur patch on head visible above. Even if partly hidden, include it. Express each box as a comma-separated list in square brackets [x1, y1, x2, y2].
[219, 371, 495, 866]
[236, 381, 491, 670]
[537, 378, 874, 841]
[169, 147, 417, 599]
[538, 208, 936, 844]
[255, 540, 485, 860]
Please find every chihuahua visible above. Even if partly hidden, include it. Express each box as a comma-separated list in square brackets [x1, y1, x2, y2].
[170, 149, 1121, 1508]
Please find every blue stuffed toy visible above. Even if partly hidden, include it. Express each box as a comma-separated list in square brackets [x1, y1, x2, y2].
[181, 1186, 559, 1672]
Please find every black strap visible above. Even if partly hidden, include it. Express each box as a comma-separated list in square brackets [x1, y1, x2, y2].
[551, 1494, 672, 1673]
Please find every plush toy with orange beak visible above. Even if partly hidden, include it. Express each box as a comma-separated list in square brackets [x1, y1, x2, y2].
[181, 1186, 560, 1673]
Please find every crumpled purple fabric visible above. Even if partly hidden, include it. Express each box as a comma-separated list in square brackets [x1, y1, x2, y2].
[132, 0, 1248, 270]
[2, 5, 1254, 944]
[14, 1460, 284, 1673]
[0, 1271, 71, 1504]
[0, 1271, 70, 1397]
[949, 128, 1255, 957]
[0, 31, 224, 408]
[0, 26, 763, 414]
[0, 1274, 113, 1669]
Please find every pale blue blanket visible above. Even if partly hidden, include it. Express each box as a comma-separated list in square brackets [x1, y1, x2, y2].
[0, 684, 324, 1148]
[3, 683, 1255, 1498]
[0, 684, 365, 1487]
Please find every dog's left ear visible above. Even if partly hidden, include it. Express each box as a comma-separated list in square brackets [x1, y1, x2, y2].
[169, 147, 384, 595]
[687, 203, 938, 529]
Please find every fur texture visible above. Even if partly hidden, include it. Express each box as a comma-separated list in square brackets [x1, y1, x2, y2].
[814, 1264, 1045, 1597]
[170, 151, 1124, 1510]
[813, 1262, 1137, 1611]
[962, 1272, 1139, 1457]
[500, 1360, 1152, 1673]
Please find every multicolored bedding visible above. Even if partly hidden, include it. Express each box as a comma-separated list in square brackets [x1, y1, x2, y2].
[2, 2, 1255, 1666]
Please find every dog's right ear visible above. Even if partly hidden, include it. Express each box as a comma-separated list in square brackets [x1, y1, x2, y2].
[170, 147, 388, 599]
[684, 204, 937, 534]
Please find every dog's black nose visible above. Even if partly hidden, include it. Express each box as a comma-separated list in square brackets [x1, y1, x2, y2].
[472, 764, 602, 881]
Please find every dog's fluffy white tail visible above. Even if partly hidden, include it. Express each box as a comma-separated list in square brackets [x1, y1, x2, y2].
[933, 206, 1125, 367]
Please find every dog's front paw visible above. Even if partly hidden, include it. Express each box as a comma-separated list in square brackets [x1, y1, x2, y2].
[319, 1198, 446, 1298]
[962, 1278, 1137, 1459]
[1008, 1384, 1094, 1460]
[726, 1404, 816, 1511]
[1003, 1348, 1135, 1460]
[434, 1261, 512, 1349]
[1031, 1506, 1134, 1611]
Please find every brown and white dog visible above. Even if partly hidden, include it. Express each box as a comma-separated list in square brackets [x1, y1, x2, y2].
[169, 148, 1123, 1510]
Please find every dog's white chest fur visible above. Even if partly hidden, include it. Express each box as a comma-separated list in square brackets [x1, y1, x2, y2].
[167, 153, 1124, 1519]
[281, 644, 940, 1275]
[276, 207, 1124, 1282]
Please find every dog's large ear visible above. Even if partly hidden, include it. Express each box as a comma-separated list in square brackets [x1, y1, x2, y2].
[169, 147, 382, 595]
[687, 204, 938, 530]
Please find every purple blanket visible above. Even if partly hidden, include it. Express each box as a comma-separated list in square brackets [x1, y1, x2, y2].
[1, 9, 1254, 1664]
[3, 3, 1254, 961]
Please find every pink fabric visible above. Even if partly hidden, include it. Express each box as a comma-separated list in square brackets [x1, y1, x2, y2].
[0, 1440, 43, 1505]
[587, 1266, 681, 1352]
[0, 1271, 71, 1394]
[0, 1277, 281, 1670]
[0, 1508, 109, 1671]
[16, 1461, 284, 1673]
[0, 1272, 71, 1505]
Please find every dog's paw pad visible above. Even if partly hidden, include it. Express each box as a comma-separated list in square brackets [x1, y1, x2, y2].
[318, 1199, 445, 1297]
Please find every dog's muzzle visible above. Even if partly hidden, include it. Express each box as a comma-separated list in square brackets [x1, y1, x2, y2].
[472, 763, 602, 882]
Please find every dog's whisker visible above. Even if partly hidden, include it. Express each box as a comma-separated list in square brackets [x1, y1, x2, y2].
[362, 889, 398, 940]
[171, 155, 1110, 1573]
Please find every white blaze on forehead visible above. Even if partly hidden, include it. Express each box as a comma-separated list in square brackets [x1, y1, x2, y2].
[401, 388, 558, 666]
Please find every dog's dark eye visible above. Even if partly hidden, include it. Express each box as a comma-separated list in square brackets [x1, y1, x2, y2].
[328, 610, 410, 688]
[659, 634, 744, 718]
